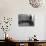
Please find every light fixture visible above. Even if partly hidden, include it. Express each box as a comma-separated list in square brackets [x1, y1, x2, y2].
[29, 0, 44, 8]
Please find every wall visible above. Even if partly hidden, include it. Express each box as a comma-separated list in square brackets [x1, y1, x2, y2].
[0, 0, 46, 40]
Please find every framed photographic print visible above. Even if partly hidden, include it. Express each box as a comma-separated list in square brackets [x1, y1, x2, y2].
[18, 14, 35, 26]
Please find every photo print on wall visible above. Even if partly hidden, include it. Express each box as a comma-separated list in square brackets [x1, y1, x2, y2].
[18, 14, 35, 26]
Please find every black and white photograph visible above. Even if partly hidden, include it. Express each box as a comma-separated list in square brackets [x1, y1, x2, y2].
[18, 14, 34, 26]
[0, 0, 46, 46]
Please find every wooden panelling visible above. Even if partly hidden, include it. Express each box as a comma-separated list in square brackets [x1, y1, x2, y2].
[16, 43, 20, 46]
[38, 43, 43, 46]
[43, 43, 46, 46]
[24, 43, 28, 46]
[38, 43, 46, 46]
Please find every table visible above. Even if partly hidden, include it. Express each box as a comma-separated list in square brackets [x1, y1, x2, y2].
[5, 39, 46, 46]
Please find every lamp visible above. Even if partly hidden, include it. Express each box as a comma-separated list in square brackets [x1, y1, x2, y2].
[29, 0, 44, 8]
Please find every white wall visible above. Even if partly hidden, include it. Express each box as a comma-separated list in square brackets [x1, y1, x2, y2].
[0, 0, 46, 40]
